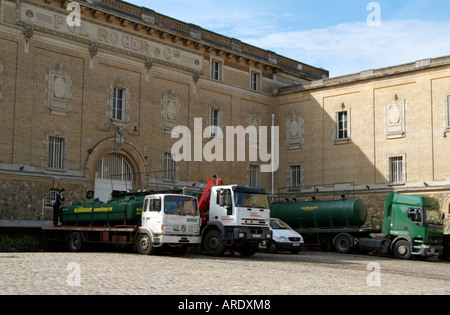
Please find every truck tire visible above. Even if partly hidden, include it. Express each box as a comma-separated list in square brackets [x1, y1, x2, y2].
[203, 230, 225, 256]
[67, 232, 83, 252]
[334, 234, 353, 254]
[136, 234, 154, 255]
[267, 241, 278, 254]
[393, 240, 412, 260]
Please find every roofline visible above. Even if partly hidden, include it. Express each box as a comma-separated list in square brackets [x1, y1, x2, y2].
[68, 0, 329, 80]
[277, 55, 450, 95]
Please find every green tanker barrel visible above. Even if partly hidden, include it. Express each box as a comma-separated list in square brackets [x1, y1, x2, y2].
[61, 193, 144, 227]
[270, 199, 368, 230]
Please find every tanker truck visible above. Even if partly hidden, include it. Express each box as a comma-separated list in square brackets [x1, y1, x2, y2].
[43, 191, 201, 254]
[270, 193, 445, 260]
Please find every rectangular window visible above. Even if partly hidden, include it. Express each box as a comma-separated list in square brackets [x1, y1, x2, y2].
[210, 109, 221, 138]
[211, 60, 221, 81]
[251, 72, 260, 91]
[290, 165, 301, 189]
[336, 111, 349, 140]
[250, 165, 259, 188]
[389, 156, 404, 184]
[112, 87, 124, 120]
[163, 152, 175, 180]
[48, 137, 64, 169]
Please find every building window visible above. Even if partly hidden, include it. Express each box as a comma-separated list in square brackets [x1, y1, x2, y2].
[336, 111, 349, 140]
[163, 152, 175, 180]
[48, 137, 64, 169]
[250, 165, 259, 188]
[389, 156, 404, 184]
[95, 154, 133, 181]
[251, 72, 260, 91]
[44, 189, 60, 207]
[112, 87, 125, 121]
[211, 60, 222, 81]
[210, 109, 221, 138]
[290, 165, 301, 189]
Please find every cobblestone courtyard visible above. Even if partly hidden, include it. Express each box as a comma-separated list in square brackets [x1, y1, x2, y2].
[0, 251, 449, 295]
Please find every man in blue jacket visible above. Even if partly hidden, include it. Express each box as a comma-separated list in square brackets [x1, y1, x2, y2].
[53, 189, 66, 227]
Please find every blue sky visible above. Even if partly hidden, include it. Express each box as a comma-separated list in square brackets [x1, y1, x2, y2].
[127, 0, 450, 77]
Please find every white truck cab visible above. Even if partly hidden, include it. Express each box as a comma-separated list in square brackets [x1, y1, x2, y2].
[202, 185, 272, 256]
[136, 194, 201, 254]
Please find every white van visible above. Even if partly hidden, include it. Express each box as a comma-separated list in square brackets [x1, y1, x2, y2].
[265, 218, 304, 254]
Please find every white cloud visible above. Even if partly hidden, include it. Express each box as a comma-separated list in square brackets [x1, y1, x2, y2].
[241, 20, 450, 77]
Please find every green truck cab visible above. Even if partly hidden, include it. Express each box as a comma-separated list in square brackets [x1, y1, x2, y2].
[382, 193, 444, 259]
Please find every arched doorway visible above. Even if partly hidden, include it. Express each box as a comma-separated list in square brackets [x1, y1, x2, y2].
[94, 153, 133, 202]
[85, 137, 147, 202]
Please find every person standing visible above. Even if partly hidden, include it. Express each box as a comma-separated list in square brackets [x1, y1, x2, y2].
[53, 189, 66, 227]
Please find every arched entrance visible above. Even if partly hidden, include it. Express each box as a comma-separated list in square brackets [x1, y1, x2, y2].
[94, 154, 133, 202]
[85, 138, 147, 203]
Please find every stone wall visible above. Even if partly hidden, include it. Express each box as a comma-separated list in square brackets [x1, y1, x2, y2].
[0, 174, 86, 222]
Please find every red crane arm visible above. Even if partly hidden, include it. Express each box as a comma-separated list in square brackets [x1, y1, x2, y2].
[198, 176, 223, 221]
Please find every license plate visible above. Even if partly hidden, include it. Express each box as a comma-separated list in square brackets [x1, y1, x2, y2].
[252, 234, 261, 238]
[292, 244, 300, 247]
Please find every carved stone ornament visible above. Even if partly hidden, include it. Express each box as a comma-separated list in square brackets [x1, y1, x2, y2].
[144, 56, 153, 71]
[192, 70, 200, 84]
[162, 90, 181, 133]
[286, 110, 304, 149]
[385, 100, 406, 139]
[23, 24, 34, 40]
[47, 63, 72, 116]
[89, 42, 98, 57]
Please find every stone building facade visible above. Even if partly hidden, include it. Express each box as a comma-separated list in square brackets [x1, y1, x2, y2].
[276, 57, 450, 233]
[0, 0, 449, 232]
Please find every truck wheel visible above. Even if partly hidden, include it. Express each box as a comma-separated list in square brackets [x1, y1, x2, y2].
[267, 241, 278, 254]
[334, 234, 353, 254]
[67, 232, 83, 252]
[393, 240, 412, 260]
[203, 230, 225, 256]
[136, 234, 154, 255]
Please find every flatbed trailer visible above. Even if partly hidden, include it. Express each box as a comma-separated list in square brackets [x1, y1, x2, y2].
[42, 225, 139, 252]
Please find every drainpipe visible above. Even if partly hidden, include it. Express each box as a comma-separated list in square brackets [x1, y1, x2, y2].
[271, 114, 275, 202]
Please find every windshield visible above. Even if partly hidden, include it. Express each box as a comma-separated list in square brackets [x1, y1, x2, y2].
[164, 196, 198, 216]
[270, 219, 290, 230]
[424, 206, 443, 225]
[234, 192, 269, 209]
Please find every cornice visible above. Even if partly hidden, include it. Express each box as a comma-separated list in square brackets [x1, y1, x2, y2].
[277, 55, 450, 95]
[21, 0, 327, 81]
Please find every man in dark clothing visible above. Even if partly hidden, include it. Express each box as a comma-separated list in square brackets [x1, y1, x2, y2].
[53, 189, 66, 227]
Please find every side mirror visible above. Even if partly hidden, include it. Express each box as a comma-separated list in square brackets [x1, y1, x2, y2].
[218, 191, 225, 207]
